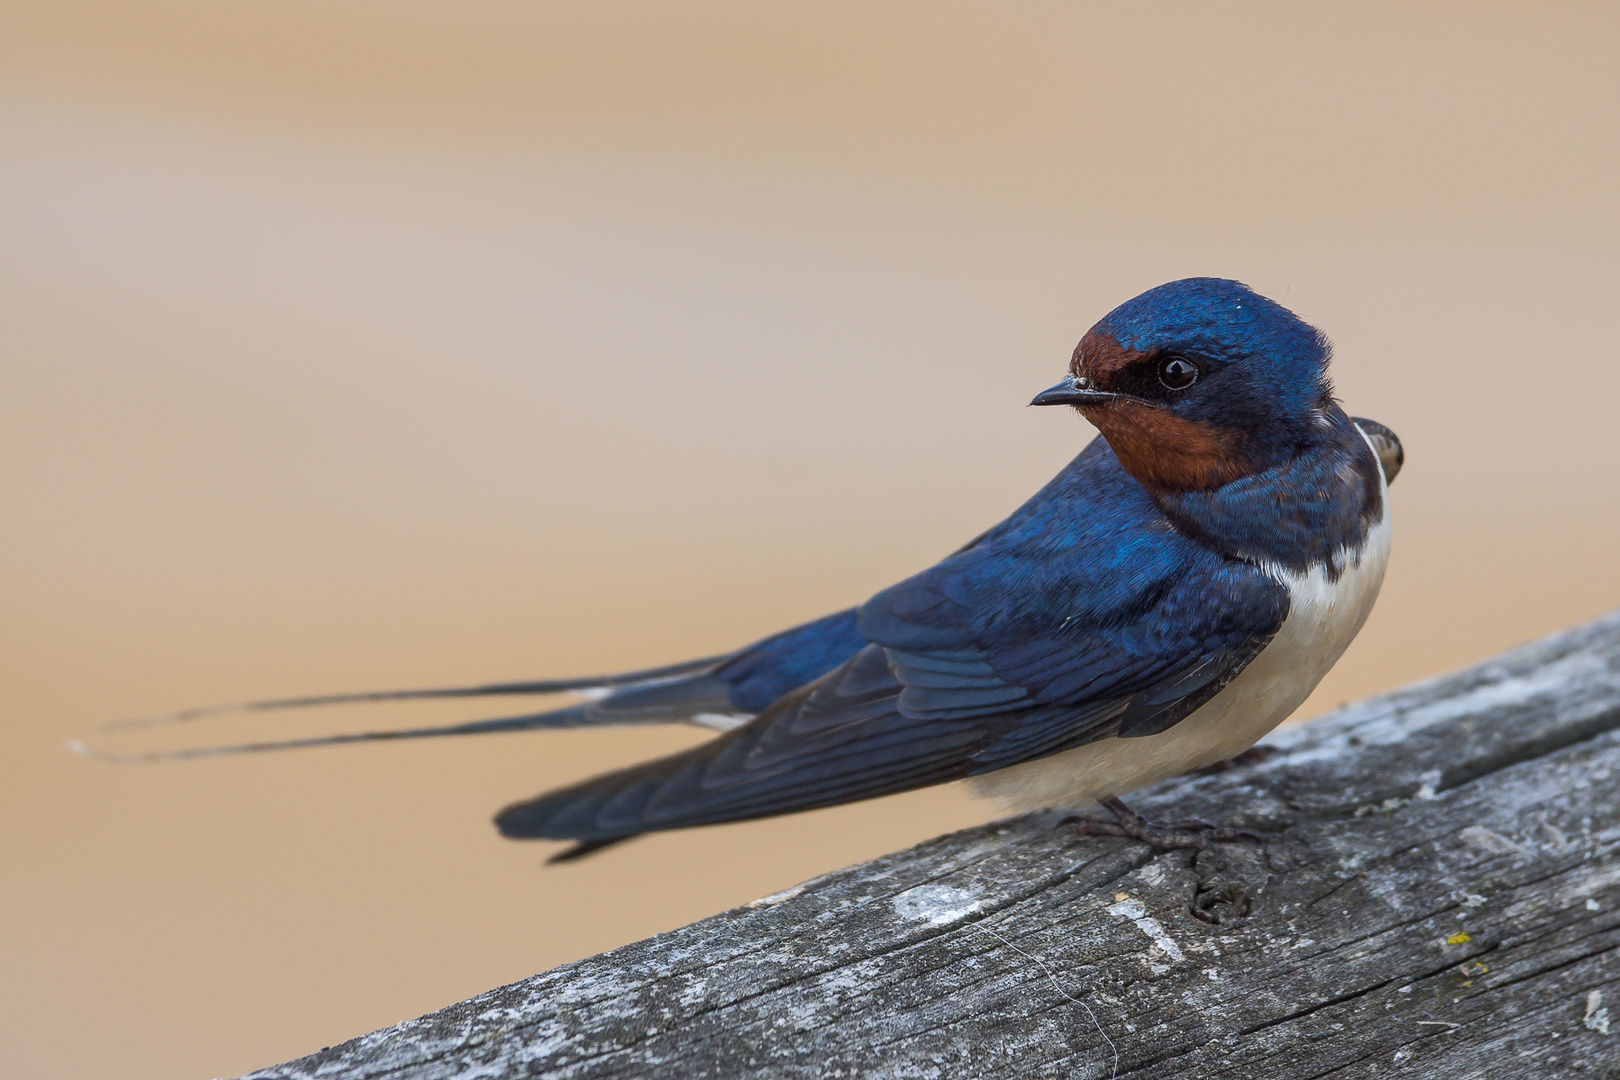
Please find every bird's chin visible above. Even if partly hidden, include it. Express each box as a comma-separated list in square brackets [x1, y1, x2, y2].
[1084, 406, 1251, 494]
[1074, 394, 1155, 418]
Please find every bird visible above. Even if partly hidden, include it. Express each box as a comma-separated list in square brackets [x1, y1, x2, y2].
[79, 278, 1401, 862]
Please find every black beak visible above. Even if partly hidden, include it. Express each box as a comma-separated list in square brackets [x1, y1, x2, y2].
[1029, 374, 1126, 407]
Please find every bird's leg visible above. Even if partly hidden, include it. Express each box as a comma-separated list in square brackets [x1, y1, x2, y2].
[1063, 796, 1260, 852]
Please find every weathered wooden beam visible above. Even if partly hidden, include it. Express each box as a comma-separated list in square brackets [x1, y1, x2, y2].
[242, 612, 1620, 1079]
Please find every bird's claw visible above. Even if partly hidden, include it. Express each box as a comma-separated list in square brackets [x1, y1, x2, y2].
[1161, 818, 1263, 843]
[1186, 743, 1281, 776]
[1061, 796, 1261, 852]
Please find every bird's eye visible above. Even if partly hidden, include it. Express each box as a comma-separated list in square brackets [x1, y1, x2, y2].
[1158, 356, 1198, 390]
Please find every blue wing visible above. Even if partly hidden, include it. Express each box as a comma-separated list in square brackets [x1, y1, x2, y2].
[497, 438, 1289, 850]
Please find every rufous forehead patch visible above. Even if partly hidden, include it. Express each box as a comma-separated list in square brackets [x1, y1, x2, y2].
[1070, 329, 1145, 381]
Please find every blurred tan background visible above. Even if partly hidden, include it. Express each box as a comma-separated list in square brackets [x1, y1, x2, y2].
[3, 3, 1618, 1077]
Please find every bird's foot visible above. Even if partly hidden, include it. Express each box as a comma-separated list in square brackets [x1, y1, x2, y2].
[1186, 744, 1281, 777]
[1062, 796, 1261, 852]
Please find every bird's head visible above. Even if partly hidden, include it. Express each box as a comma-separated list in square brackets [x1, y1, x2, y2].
[1032, 278, 1334, 493]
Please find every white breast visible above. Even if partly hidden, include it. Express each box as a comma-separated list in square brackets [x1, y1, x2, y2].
[974, 448, 1392, 813]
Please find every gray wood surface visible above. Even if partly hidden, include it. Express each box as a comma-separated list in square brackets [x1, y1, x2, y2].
[242, 611, 1620, 1079]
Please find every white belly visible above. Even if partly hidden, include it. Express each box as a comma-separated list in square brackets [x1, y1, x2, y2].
[973, 492, 1391, 813]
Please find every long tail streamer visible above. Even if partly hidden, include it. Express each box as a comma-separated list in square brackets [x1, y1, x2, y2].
[72, 653, 733, 762]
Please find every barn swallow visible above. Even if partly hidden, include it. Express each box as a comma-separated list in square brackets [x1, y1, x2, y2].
[79, 278, 1401, 860]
